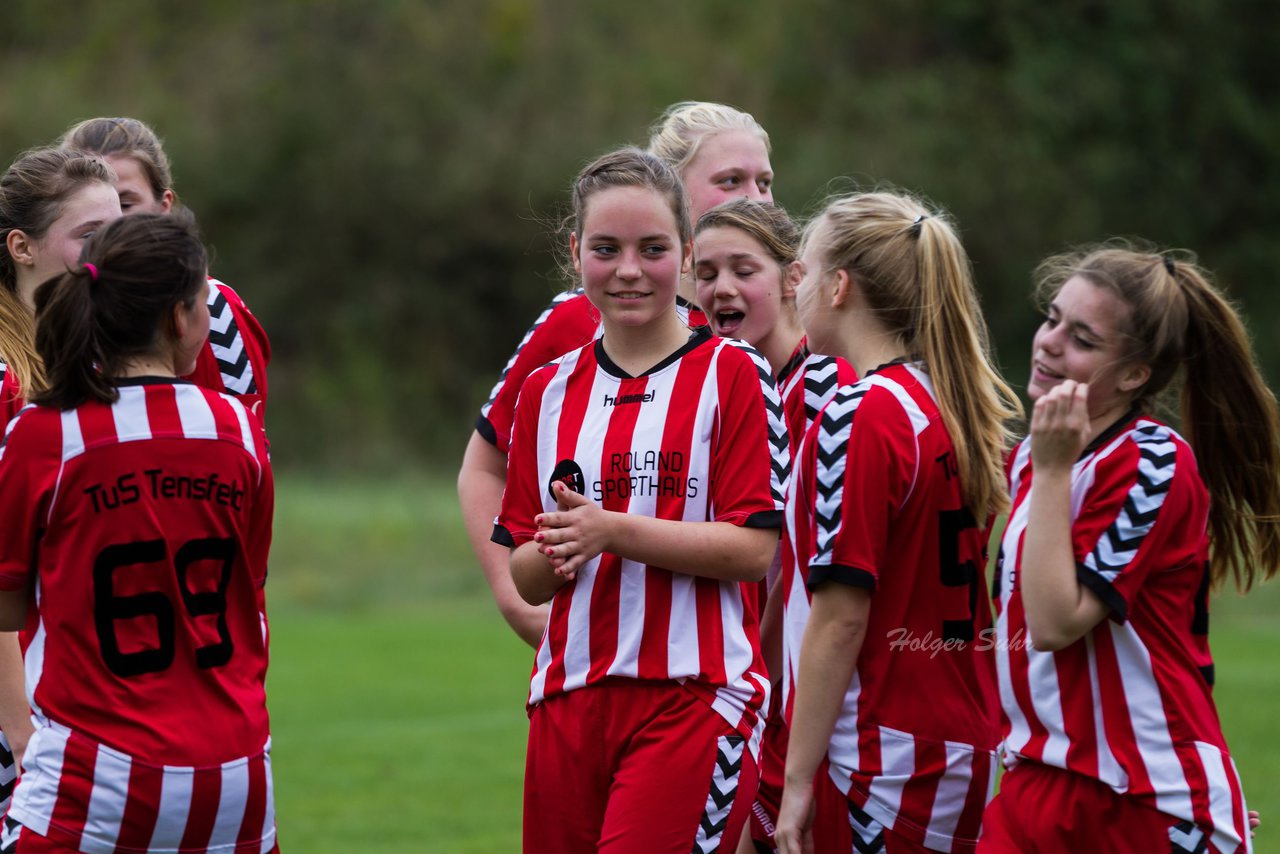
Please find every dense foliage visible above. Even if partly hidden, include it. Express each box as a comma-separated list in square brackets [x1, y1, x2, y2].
[4, 0, 1276, 468]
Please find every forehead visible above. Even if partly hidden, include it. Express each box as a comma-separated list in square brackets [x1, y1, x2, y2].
[51, 181, 121, 227]
[1052, 275, 1132, 332]
[581, 185, 679, 233]
[104, 154, 150, 188]
[687, 130, 771, 173]
[694, 224, 769, 258]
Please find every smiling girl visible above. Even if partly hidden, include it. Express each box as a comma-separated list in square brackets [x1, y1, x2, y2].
[981, 245, 1280, 853]
[461, 102, 777, 649]
[493, 148, 787, 853]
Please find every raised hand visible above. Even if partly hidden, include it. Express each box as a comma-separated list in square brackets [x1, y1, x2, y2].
[1030, 380, 1091, 472]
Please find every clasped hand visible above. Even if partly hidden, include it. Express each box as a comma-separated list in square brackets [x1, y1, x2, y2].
[533, 482, 613, 581]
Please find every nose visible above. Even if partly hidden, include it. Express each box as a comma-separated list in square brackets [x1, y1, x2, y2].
[616, 250, 642, 281]
[745, 184, 764, 202]
[1037, 322, 1064, 355]
[713, 273, 739, 299]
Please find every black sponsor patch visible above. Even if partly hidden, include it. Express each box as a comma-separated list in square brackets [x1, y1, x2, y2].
[548, 459, 585, 500]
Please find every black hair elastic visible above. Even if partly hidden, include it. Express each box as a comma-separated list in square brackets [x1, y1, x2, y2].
[910, 213, 927, 238]
[1162, 255, 1177, 276]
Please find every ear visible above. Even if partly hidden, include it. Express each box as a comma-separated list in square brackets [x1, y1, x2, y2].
[170, 300, 191, 341]
[158, 189, 175, 215]
[5, 230, 35, 268]
[830, 269, 852, 309]
[1118, 361, 1152, 393]
[569, 232, 582, 275]
[779, 261, 801, 300]
[681, 239, 693, 276]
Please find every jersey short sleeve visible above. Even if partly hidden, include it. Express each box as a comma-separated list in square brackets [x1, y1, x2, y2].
[806, 383, 918, 591]
[0, 410, 59, 591]
[492, 359, 562, 548]
[477, 291, 599, 455]
[1071, 424, 1203, 621]
[712, 343, 788, 529]
[184, 280, 271, 421]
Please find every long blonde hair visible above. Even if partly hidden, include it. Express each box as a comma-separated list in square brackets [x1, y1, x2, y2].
[1036, 243, 1280, 590]
[804, 191, 1023, 519]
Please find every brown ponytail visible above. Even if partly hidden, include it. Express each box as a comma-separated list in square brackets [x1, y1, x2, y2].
[1037, 243, 1280, 590]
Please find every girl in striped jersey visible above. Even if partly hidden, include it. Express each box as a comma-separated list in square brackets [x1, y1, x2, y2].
[776, 192, 1021, 853]
[691, 198, 857, 854]
[59, 117, 271, 421]
[0, 148, 122, 810]
[0, 213, 277, 853]
[461, 101, 776, 648]
[980, 246, 1280, 853]
[493, 148, 788, 853]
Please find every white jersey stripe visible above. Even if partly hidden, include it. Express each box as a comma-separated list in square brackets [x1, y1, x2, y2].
[111, 386, 152, 443]
[149, 767, 194, 850]
[211, 758, 251, 849]
[668, 574, 700, 675]
[1028, 647, 1071, 769]
[1197, 743, 1247, 853]
[79, 743, 128, 853]
[561, 574, 596, 695]
[176, 383, 219, 439]
[610, 557, 646, 679]
[923, 742, 974, 851]
[1109, 620, 1192, 816]
[7, 723, 66, 836]
[862, 727, 915, 831]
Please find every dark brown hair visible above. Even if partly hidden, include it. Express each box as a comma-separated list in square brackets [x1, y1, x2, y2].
[32, 214, 207, 409]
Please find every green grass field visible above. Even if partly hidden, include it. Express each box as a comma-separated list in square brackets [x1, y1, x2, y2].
[266, 472, 1280, 852]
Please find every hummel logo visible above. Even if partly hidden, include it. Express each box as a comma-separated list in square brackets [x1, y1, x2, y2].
[602, 391, 655, 407]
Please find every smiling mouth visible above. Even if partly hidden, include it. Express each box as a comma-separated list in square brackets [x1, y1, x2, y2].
[609, 291, 651, 300]
[1033, 362, 1065, 381]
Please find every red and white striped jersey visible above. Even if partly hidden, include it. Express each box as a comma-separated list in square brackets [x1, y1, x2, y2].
[476, 290, 707, 454]
[184, 279, 271, 422]
[10, 723, 275, 853]
[994, 416, 1251, 853]
[493, 327, 787, 749]
[0, 378, 275, 853]
[781, 363, 998, 851]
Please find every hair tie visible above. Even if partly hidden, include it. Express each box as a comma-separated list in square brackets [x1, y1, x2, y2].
[910, 213, 927, 238]
[1162, 255, 1176, 276]
[83, 262, 99, 282]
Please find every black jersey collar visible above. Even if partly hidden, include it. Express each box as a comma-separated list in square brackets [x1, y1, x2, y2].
[595, 326, 713, 379]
